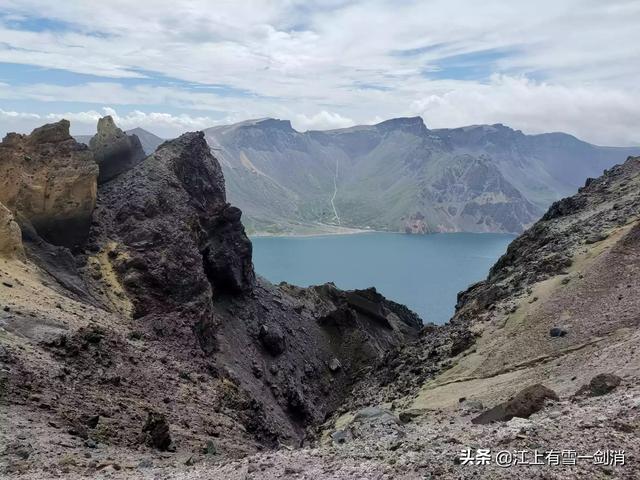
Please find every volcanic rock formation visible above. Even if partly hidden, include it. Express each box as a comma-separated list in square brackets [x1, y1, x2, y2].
[0, 120, 98, 249]
[345, 155, 640, 412]
[89, 115, 146, 184]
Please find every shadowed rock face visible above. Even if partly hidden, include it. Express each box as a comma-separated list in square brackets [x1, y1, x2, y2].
[91, 131, 254, 319]
[89, 116, 146, 184]
[0, 120, 98, 249]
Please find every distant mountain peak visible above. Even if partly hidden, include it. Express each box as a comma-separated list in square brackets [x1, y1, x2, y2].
[224, 118, 295, 132]
[375, 116, 428, 135]
[251, 118, 295, 131]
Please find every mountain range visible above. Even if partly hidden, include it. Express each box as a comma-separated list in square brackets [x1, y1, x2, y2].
[76, 118, 638, 235]
[205, 117, 638, 234]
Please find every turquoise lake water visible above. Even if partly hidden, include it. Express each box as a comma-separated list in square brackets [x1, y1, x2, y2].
[251, 232, 514, 324]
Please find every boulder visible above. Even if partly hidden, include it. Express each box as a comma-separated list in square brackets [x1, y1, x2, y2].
[328, 357, 342, 372]
[0, 120, 98, 249]
[0, 202, 24, 259]
[585, 232, 609, 244]
[458, 398, 484, 414]
[259, 324, 285, 356]
[353, 407, 399, 424]
[549, 327, 568, 337]
[588, 373, 622, 396]
[398, 408, 429, 423]
[472, 384, 559, 424]
[142, 412, 171, 450]
[89, 116, 146, 183]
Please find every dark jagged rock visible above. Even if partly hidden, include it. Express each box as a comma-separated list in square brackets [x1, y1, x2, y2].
[310, 284, 422, 335]
[83, 129, 419, 447]
[93, 130, 254, 319]
[459, 156, 640, 319]
[472, 384, 559, 424]
[89, 116, 146, 184]
[0, 120, 98, 249]
[542, 195, 588, 220]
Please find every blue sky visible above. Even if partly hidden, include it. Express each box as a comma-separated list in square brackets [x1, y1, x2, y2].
[0, 1, 638, 144]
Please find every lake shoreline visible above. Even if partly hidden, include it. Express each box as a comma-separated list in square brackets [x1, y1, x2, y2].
[250, 228, 519, 239]
[251, 232, 515, 323]
[249, 226, 383, 238]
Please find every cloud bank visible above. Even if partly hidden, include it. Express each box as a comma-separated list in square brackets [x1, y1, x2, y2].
[0, 1, 638, 145]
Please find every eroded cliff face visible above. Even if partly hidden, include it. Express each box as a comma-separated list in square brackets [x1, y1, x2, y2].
[0, 120, 98, 249]
[0, 202, 24, 259]
[0, 121, 421, 476]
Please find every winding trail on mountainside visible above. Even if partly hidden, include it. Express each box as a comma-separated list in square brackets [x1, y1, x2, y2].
[331, 157, 341, 225]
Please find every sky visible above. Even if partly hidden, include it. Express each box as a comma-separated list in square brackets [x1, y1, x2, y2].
[0, 0, 638, 145]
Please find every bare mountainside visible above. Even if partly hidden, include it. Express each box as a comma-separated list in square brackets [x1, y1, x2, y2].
[2, 117, 640, 479]
[205, 117, 638, 235]
[0, 118, 421, 477]
[187, 155, 640, 479]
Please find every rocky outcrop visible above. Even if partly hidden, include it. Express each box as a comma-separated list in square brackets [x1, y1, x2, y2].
[85, 129, 420, 446]
[472, 384, 559, 424]
[0, 120, 98, 249]
[403, 212, 429, 234]
[3, 119, 639, 479]
[0, 121, 422, 475]
[0, 202, 24, 259]
[89, 116, 146, 184]
[92, 130, 254, 320]
[455, 156, 640, 320]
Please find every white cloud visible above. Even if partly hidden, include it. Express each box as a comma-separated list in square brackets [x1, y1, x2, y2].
[0, 1, 638, 144]
[0, 107, 219, 139]
[294, 111, 354, 131]
[410, 75, 640, 146]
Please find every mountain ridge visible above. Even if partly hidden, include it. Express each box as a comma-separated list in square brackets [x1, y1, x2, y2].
[204, 116, 638, 235]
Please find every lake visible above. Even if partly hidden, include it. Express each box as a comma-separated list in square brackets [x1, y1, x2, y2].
[251, 232, 514, 324]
